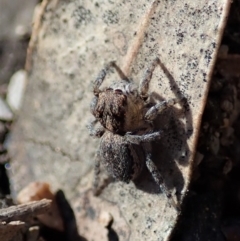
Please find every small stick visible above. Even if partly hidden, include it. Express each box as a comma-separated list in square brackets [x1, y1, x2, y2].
[0, 199, 52, 222]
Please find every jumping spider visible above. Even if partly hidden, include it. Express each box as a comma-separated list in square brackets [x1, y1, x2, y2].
[89, 58, 182, 210]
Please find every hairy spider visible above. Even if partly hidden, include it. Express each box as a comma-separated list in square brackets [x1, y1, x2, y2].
[89, 58, 181, 210]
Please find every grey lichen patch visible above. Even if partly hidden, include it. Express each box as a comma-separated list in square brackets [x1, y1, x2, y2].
[72, 6, 93, 28]
[103, 10, 119, 25]
[9, 0, 231, 241]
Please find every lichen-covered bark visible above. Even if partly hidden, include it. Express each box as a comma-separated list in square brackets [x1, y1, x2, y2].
[9, 0, 231, 240]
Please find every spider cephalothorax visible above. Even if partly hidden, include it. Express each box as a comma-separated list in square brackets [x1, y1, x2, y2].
[91, 79, 149, 134]
[89, 58, 182, 210]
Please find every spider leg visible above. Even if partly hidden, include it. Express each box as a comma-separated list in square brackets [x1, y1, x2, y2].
[94, 62, 129, 95]
[144, 98, 180, 121]
[93, 67, 108, 95]
[143, 143, 180, 211]
[139, 57, 160, 98]
[87, 119, 105, 138]
[93, 148, 101, 195]
[110, 62, 129, 81]
[125, 131, 162, 144]
[93, 147, 112, 196]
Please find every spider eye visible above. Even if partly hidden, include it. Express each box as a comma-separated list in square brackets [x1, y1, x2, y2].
[115, 89, 123, 94]
[142, 96, 148, 101]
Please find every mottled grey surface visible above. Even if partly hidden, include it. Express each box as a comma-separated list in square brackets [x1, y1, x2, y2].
[9, 0, 230, 240]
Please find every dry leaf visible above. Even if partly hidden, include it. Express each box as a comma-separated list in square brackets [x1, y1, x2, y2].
[9, 0, 231, 240]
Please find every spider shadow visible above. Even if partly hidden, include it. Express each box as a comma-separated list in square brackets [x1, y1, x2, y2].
[133, 59, 193, 200]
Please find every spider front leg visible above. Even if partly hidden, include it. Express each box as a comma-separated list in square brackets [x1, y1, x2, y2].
[93, 65, 109, 95]
[94, 62, 129, 95]
[111, 62, 129, 81]
[93, 61, 119, 95]
[139, 57, 160, 98]
[143, 143, 180, 211]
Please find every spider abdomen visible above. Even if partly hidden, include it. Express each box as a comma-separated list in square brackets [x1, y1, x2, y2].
[100, 132, 143, 183]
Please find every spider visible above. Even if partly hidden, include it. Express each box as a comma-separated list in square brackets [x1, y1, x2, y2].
[88, 57, 182, 210]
